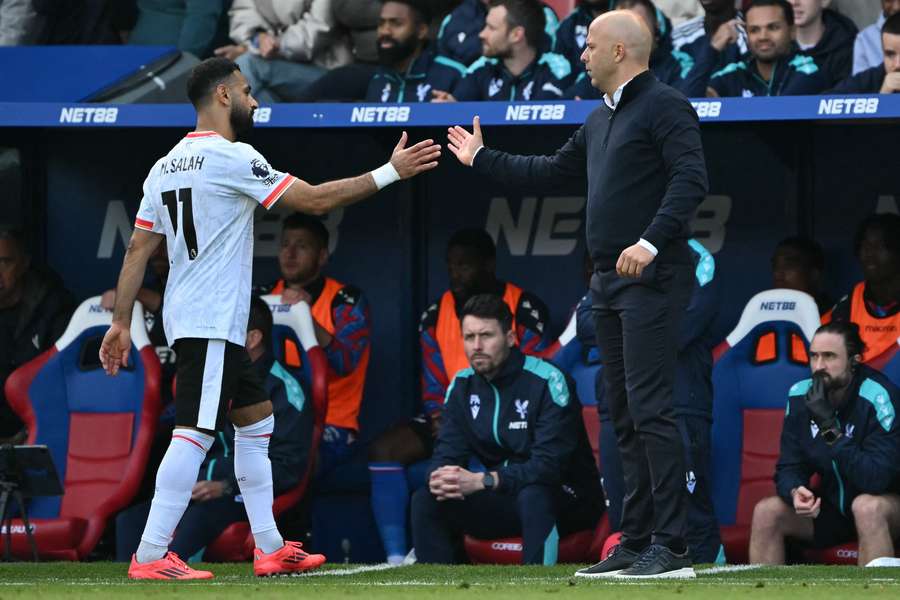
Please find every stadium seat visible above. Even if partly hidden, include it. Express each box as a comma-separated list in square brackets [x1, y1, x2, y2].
[3, 297, 162, 560]
[543, 0, 577, 19]
[868, 336, 900, 388]
[710, 289, 820, 564]
[202, 297, 328, 561]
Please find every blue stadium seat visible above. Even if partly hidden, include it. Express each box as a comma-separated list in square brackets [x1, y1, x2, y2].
[710, 289, 820, 563]
[202, 297, 328, 561]
[4, 297, 162, 560]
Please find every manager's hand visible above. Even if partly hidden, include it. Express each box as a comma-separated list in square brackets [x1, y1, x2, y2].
[616, 243, 655, 278]
[390, 131, 442, 179]
[447, 116, 484, 167]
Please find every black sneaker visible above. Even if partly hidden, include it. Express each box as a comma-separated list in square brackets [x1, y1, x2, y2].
[574, 544, 641, 578]
[615, 544, 696, 579]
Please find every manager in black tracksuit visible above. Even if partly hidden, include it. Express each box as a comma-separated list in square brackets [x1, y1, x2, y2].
[411, 294, 603, 565]
[448, 10, 707, 578]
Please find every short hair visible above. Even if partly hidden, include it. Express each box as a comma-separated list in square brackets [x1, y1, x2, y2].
[282, 212, 329, 250]
[186, 57, 241, 108]
[814, 321, 866, 362]
[489, 0, 546, 49]
[614, 0, 659, 29]
[0, 225, 28, 257]
[447, 228, 496, 261]
[772, 236, 825, 272]
[852, 213, 900, 260]
[248, 295, 274, 351]
[884, 12, 900, 36]
[460, 293, 514, 333]
[746, 0, 795, 27]
[381, 0, 432, 24]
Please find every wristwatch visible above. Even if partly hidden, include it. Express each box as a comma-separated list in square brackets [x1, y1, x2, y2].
[482, 473, 496, 491]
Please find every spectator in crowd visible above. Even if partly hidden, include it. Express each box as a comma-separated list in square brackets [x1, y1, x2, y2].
[0, 226, 74, 442]
[748, 321, 900, 566]
[670, 0, 748, 96]
[434, 0, 572, 102]
[707, 0, 829, 97]
[127, 0, 232, 58]
[410, 294, 604, 565]
[367, 228, 552, 565]
[565, 0, 694, 99]
[436, 0, 560, 66]
[289, 0, 380, 101]
[577, 239, 723, 572]
[554, 0, 610, 77]
[257, 213, 371, 476]
[831, 12, 900, 93]
[0, 0, 41, 45]
[831, 0, 882, 31]
[365, 0, 466, 103]
[115, 296, 316, 562]
[789, 0, 857, 88]
[771, 236, 832, 315]
[32, 0, 134, 44]
[825, 214, 900, 364]
[656, 0, 703, 26]
[214, 0, 353, 102]
[853, 0, 900, 74]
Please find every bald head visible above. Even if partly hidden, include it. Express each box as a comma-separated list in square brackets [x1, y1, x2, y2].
[592, 10, 653, 66]
[580, 9, 652, 97]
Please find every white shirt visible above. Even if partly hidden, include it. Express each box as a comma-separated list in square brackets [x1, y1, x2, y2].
[853, 13, 886, 75]
[135, 131, 295, 346]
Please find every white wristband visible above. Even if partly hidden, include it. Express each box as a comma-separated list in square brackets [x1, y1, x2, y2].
[371, 162, 401, 190]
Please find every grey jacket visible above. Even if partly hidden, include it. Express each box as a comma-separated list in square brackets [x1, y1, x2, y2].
[0, 0, 40, 45]
[229, 0, 352, 69]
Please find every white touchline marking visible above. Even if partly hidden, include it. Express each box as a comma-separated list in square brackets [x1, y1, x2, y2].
[307, 563, 406, 576]
[699, 564, 764, 575]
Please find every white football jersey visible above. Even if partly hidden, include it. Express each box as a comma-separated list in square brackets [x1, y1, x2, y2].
[134, 131, 296, 346]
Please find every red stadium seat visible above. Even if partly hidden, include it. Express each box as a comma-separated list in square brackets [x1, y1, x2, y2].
[544, 0, 577, 19]
[4, 297, 161, 560]
[710, 289, 820, 563]
[202, 298, 328, 562]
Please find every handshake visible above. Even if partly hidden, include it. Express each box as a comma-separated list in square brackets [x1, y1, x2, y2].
[804, 371, 842, 445]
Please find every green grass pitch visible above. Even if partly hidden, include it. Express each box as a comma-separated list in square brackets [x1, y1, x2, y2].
[0, 562, 897, 599]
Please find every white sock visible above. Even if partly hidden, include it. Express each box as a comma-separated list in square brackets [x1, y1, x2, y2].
[234, 415, 284, 554]
[136, 429, 213, 563]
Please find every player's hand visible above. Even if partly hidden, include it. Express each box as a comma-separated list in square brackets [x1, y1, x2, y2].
[881, 72, 900, 94]
[431, 90, 458, 103]
[100, 289, 117, 310]
[447, 116, 485, 167]
[258, 32, 279, 58]
[281, 287, 312, 305]
[792, 486, 821, 518]
[191, 480, 227, 502]
[99, 322, 131, 376]
[214, 44, 248, 61]
[389, 131, 441, 179]
[616, 243, 655, 278]
[430, 466, 463, 500]
[710, 18, 741, 51]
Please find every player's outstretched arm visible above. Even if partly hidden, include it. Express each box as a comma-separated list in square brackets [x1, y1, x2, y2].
[100, 228, 164, 375]
[447, 116, 485, 167]
[448, 116, 587, 192]
[278, 132, 440, 215]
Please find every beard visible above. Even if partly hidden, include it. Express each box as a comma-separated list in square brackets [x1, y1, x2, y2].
[229, 102, 254, 137]
[377, 35, 419, 67]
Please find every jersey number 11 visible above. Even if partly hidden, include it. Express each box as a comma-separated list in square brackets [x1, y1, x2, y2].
[162, 188, 199, 260]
